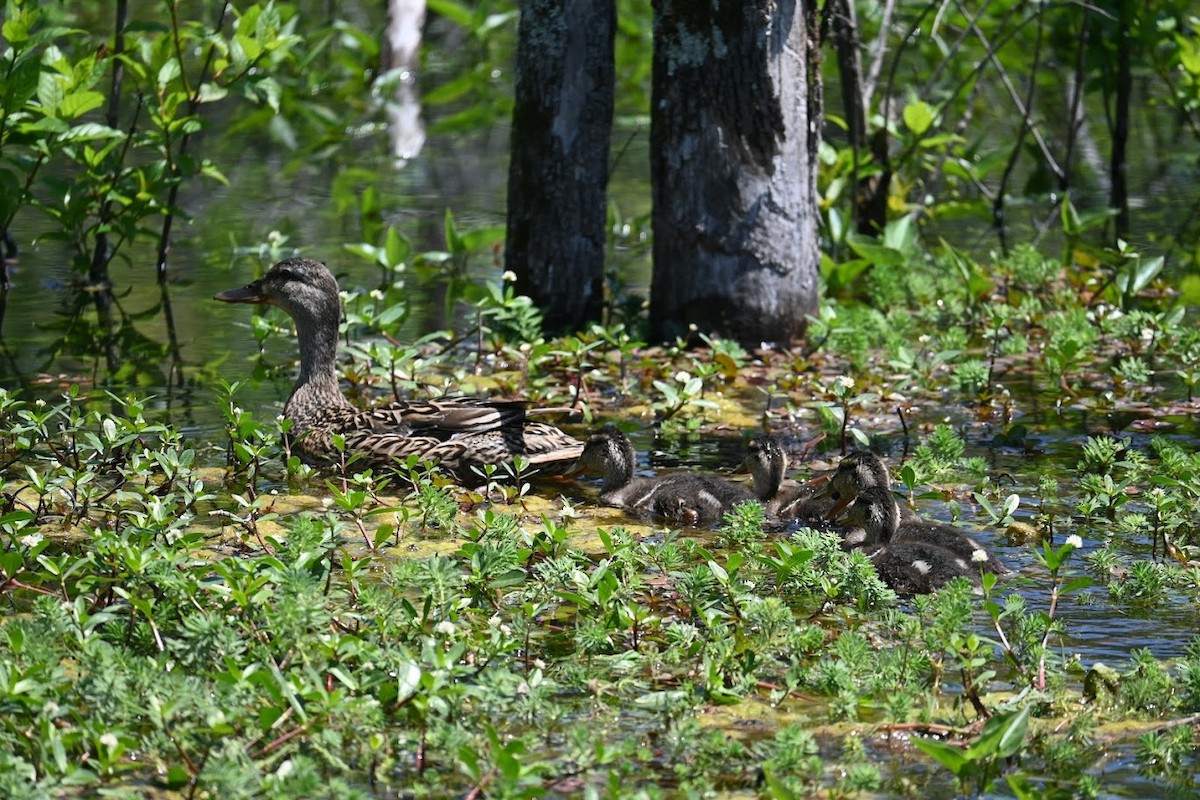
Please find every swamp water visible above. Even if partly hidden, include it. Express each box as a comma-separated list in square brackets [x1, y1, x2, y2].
[2, 66, 1200, 800]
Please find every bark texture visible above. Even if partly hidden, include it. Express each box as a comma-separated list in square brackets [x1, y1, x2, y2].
[650, 0, 820, 345]
[505, 0, 615, 334]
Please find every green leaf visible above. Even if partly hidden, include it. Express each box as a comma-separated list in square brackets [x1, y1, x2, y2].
[1062, 576, 1093, 593]
[427, 0, 475, 28]
[903, 99, 936, 135]
[57, 89, 104, 119]
[2, 11, 33, 44]
[157, 58, 181, 88]
[384, 226, 410, 268]
[994, 706, 1030, 758]
[912, 735, 968, 776]
[36, 72, 63, 115]
[396, 660, 421, 702]
[2, 57, 42, 112]
[59, 122, 123, 143]
[845, 236, 905, 268]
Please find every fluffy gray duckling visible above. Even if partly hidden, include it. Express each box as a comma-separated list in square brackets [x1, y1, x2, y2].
[820, 451, 1011, 573]
[820, 450, 922, 547]
[743, 434, 834, 524]
[579, 425, 754, 526]
[834, 485, 1006, 593]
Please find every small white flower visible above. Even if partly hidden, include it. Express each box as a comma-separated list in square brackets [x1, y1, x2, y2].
[1065, 534, 1083, 549]
[533, 658, 546, 670]
[19, 533, 42, 548]
[560, 500, 579, 519]
[673, 370, 690, 383]
[434, 620, 456, 637]
[99, 733, 119, 749]
[971, 549, 988, 564]
[502, 270, 517, 282]
[835, 376, 855, 391]
[369, 289, 385, 301]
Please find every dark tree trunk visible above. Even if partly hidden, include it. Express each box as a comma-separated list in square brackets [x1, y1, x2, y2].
[827, 0, 881, 236]
[505, 0, 615, 335]
[1110, 0, 1132, 240]
[649, 0, 820, 346]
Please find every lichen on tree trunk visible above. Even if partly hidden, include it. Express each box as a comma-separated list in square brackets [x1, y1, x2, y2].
[650, 0, 820, 346]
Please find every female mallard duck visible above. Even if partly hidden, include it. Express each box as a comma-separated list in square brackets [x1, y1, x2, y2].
[833, 485, 1006, 592]
[743, 434, 833, 524]
[579, 425, 754, 526]
[215, 258, 583, 482]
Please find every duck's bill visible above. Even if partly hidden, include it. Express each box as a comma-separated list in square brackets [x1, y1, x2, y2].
[803, 473, 832, 490]
[214, 280, 267, 303]
[824, 493, 853, 521]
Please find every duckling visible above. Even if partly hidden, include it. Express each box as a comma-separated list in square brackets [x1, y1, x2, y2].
[743, 434, 834, 524]
[835, 485, 1005, 593]
[820, 455, 1008, 575]
[579, 425, 754, 526]
[820, 450, 922, 547]
[859, 540, 983, 595]
[215, 258, 583, 483]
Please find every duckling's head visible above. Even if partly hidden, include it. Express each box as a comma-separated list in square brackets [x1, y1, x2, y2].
[580, 424, 637, 491]
[835, 485, 900, 544]
[215, 258, 341, 329]
[829, 450, 892, 497]
[744, 435, 787, 499]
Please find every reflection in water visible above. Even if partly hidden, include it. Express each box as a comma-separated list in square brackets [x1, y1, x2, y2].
[157, 280, 185, 388]
[383, 0, 426, 163]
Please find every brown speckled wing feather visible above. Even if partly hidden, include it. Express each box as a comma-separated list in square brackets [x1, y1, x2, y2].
[289, 397, 581, 482]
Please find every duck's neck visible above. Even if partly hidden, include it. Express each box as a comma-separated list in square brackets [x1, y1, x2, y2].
[284, 300, 351, 420]
[601, 441, 636, 492]
[864, 500, 899, 544]
[753, 459, 784, 499]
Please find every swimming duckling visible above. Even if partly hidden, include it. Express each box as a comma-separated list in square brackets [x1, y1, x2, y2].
[820, 460, 1008, 573]
[819, 450, 923, 546]
[579, 425, 754, 526]
[834, 485, 1006, 592]
[743, 434, 833, 524]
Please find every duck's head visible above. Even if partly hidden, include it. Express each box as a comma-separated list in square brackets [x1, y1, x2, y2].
[807, 450, 891, 514]
[215, 258, 341, 328]
[831, 451, 892, 495]
[744, 435, 786, 499]
[834, 484, 900, 544]
[579, 424, 637, 491]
